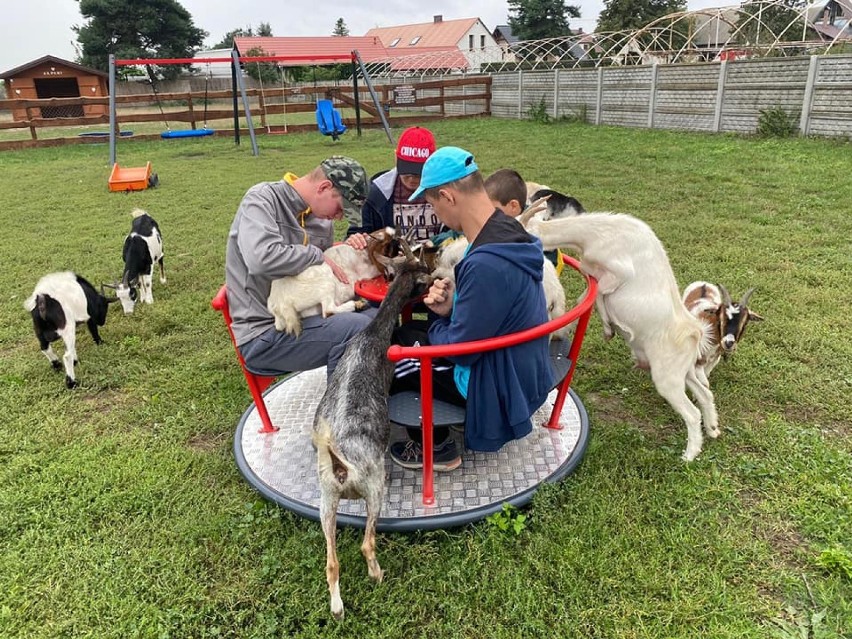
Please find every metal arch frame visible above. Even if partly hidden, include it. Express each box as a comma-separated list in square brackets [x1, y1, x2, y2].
[360, 1, 847, 78]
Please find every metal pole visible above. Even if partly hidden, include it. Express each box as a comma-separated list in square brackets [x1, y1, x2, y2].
[351, 55, 361, 137]
[232, 49, 258, 156]
[231, 47, 240, 146]
[109, 54, 116, 166]
[353, 50, 394, 145]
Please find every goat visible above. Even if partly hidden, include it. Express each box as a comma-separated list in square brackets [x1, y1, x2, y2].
[113, 209, 166, 314]
[267, 227, 397, 337]
[24, 271, 116, 389]
[313, 242, 430, 620]
[529, 188, 586, 219]
[683, 282, 764, 386]
[524, 212, 719, 461]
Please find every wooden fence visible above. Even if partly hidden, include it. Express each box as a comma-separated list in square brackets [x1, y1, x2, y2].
[0, 76, 492, 151]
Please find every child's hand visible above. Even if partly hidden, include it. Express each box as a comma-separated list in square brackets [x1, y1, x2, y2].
[423, 278, 454, 316]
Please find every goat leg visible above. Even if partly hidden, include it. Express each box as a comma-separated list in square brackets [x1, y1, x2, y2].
[361, 485, 384, 583]
[686, 368, 720, 439]
[320, 493, 345, 620]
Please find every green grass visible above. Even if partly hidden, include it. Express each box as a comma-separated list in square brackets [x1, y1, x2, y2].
[0, 120, 849, 638]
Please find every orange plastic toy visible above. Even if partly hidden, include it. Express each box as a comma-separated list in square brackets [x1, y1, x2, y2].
[108, 162, 155, 192]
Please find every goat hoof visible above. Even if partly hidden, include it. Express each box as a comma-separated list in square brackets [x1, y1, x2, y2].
[354, 299, 368, 311]
[94, 338, 103, 345]
[331, 601, 345, 620]
[681, 449, 700, 462]
[706, 427, 721, 439]
[65, 376, 78, 389]
[51, 360, 62, 371]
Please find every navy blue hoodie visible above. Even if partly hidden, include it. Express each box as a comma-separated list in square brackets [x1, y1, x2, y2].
[428, 211, 554, 451]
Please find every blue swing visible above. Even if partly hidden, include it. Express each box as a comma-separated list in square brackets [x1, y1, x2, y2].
[161, 128, 215, 139]
[316, 99, 346, 141]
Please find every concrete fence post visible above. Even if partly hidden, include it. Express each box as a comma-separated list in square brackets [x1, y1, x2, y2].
[713, 60, 728, 133]
[518, 70, 524, 119]
[595, 67, 604, 125]
[648, 63, 659, 128]
[800, 55, 820, 136]
[553, 68, 560, 119]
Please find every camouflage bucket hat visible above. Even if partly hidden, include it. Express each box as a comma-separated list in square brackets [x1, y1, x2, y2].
[321, 156, 370, 226]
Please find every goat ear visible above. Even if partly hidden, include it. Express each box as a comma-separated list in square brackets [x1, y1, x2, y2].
[748, 310, 765, 322]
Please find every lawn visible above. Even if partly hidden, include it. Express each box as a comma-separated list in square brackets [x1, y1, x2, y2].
[0, 119, 849, 639]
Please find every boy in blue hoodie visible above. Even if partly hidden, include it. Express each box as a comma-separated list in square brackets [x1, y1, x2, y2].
[389, 147, 554, 471]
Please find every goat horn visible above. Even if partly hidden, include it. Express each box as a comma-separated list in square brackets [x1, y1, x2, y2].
[718, 284, 733, 307]
[739, 287, 756, 307]
[398, 237, 418, 262]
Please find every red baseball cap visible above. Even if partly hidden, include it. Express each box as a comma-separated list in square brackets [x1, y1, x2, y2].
[396, 127, 436, 176]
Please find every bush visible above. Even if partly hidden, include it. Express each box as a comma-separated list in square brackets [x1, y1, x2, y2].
[757, 106, 799, 138]
[527, 97, 551, 124]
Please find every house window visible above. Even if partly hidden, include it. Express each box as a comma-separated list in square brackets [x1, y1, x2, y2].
[469, 34, 474, 51]
[409, 36, 421, 45]
[480, 35, 486, 49]
[389, 38, 400, 48]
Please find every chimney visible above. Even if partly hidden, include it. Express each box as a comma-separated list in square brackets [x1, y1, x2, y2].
[434, 15, 442, 23]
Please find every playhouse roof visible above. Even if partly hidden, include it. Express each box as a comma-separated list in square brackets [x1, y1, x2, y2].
[0, 55, 108, 80]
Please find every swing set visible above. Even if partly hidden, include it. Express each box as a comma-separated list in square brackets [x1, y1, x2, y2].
[106, 50, 393, 191]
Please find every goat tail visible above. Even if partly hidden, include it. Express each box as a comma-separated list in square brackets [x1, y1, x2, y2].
[130, 208, 147, 219]
[673, 315, 704, 361]
[314, 417, 350, 485]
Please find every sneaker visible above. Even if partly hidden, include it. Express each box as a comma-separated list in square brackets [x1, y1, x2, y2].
[390, 439, 461, 472]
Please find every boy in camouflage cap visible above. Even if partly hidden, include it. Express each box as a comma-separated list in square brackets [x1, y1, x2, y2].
[225, 156, 375, 380]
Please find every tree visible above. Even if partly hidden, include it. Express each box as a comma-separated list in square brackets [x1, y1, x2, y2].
[507, 0, 581, 40]
[332, 18, 350, 37]
[74, 0, 206, 79]
[244, 47, 281, 85]
[210, 22, 273, 50]
[596, 0, 686, 33]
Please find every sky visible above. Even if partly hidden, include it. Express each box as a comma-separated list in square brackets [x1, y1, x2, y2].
[1, 0, 728, 73]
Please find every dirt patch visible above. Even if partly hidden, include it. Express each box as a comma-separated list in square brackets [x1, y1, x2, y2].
[187, 430, 228, 452]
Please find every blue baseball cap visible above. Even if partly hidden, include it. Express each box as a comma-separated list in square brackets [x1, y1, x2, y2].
[409, 146, 479, 201]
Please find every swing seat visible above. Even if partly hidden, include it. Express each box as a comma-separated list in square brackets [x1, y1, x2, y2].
[161, 128, 215, 139]
[316, 99, 346, 141]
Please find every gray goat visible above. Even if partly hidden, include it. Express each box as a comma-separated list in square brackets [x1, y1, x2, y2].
[312, 245, 429, 620]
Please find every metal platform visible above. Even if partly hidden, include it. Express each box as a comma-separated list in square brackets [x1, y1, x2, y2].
[234, 367, 590, 532]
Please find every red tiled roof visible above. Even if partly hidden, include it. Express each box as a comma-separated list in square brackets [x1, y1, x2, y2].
[386, 49, 470, 72]
[365, 17, 481, 50]
[233, 36, 389, 65]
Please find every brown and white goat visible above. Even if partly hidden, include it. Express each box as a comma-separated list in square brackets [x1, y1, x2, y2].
[683, 282, 764, 386]
[267, 227, 396, 337]
[312, 242, 430, 620]
[524, 212, 719, 461]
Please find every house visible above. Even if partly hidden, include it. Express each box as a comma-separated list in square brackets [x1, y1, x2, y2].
[809, 0, 852, 42]
[232, 36, 389, 66]
[192, 49, 240, 78]
[365, 15, 503, 72]
[493, 24, 520, 61]
[0, 55, 108, 121]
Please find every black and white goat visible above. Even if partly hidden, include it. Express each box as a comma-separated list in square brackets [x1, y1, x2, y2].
[267, 227, 397, 337]
[113, 209, 166, 314]
[683, 282, 764, 386]
[523, 212, 719, 461]
[312, 242, 430, 620]
[24, 271, 116, 389]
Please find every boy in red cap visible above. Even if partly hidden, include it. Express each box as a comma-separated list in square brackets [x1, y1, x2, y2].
[346, 126, 444, 245]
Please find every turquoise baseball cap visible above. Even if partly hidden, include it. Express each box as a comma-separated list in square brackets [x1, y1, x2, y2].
[408, 146, 479, 201]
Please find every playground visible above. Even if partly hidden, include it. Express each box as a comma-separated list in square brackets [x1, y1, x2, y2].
[0, 118, 849, 637]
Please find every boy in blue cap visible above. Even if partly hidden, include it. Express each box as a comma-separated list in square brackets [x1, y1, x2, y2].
[389, 146, 554, 471]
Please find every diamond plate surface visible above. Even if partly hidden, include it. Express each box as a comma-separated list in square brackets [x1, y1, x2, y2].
[238, 368, 584, 520]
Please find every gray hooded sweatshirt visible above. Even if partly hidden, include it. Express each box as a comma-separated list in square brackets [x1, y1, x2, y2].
[225, 180, 334, 345]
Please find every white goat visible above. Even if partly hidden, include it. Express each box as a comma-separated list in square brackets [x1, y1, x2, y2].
[267, 228, 396, 337]
[24, 271, 116, 388]
[525, 212, 719, 461]
[683, 282, 764, 386]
